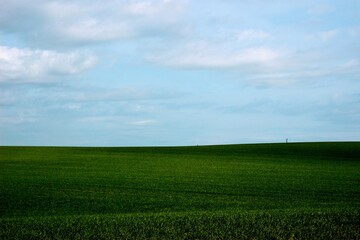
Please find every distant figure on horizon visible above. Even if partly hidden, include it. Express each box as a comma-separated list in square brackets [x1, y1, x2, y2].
[286, 138, 288, 143]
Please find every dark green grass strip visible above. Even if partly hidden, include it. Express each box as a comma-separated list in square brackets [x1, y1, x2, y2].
[1, 210, 359, 240]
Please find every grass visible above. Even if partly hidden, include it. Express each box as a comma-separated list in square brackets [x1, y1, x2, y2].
[1, 142, 359, 239]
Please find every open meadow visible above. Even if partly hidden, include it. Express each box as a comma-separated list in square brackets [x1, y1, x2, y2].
[1, 142, 359, 239]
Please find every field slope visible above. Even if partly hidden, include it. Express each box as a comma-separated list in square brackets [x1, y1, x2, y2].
[1, 142, 359, 239]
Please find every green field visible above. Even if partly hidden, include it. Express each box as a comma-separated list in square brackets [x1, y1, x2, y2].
[1, 142, 359, 239]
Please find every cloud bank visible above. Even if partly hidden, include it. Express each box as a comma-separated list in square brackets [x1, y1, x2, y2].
[0, 45, 97, 83]
[0, 0, 188, 47]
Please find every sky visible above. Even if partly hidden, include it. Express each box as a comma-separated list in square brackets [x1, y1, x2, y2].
[0, 0, 359, 146]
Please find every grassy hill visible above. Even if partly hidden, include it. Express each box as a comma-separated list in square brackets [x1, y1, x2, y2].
[1, 142, 359, 239]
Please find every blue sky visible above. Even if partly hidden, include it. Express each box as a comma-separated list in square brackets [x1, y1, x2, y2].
[1, 0, 359, 146]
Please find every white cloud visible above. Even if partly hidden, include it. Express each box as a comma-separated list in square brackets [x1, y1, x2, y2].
[237, 29, 270, 41]
[307, 4, 335, 15]
[60, 19, 133, 42]
[305, 29, 339, 42]
[319, 29, 338, 41]
[150, 41, 281, 68]
[0, 109, 38, 125]
[78, 116, 156, 126]
[66, 104, 82, 110]
[130, 120, 156, 126]
[341, 59, 359, 71]
[0, 45, 97, 82]
[124, 0, 184, 16]
[0, 0, 188, 46]
[347, 26, 360, 37]
[247, 75, 291, 87]
[246, 58, 360, 87]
